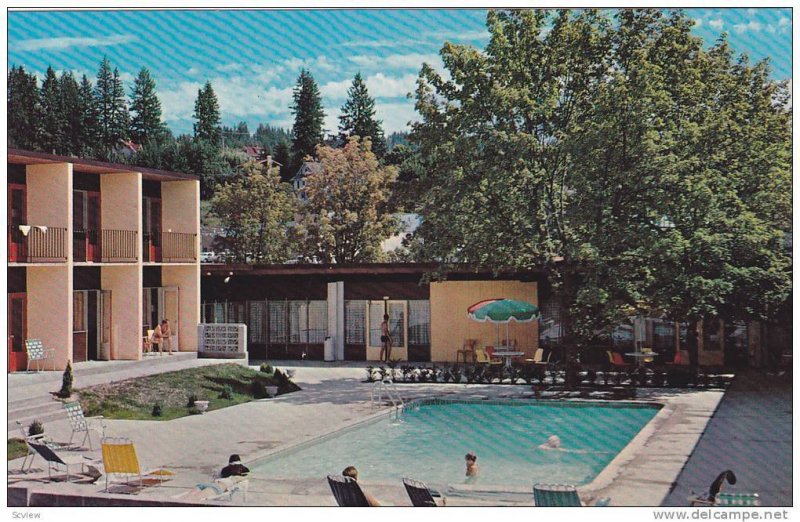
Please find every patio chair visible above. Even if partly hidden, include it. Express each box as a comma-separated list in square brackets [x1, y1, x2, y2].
[101, 437, 174, 493]
[143, 330, 154, 355]
[64, 401, 107, 450]
[14, 420, 63, 473]
[457, 339, 477, 363]
[402, 477, 442, 506]
[25, 339, 56, 372]
[666, 350, 684, 365]
[526, 348, 552, 366]
[533, 483, 610, 507]
[327, 474, 370, 507]
[26, 440, 100, 482]
[475, 348, 503, 367]
[606, 351, 632, 368]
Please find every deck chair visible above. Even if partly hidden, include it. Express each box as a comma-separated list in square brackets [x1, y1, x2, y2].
[327, 475, 370, 507]
[27, 441, 100, 482]
[607, 351, 632, 368]
[25, 339, 56, 372]
[475, 348, 503, 367]
[14, 420, 63, 473]
[101, 437, 174, 493]
[143, 330, 154, 355]
[533, 483, 610, 507]
[64, 402, 107, 450]
[402, 477, 441, 506]
[174, 475, 249, 502]
[666, 350, 684, 365]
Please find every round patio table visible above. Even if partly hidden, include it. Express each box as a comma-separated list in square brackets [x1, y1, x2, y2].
[625, 352, 659, 369]
[492, 350, 525, 368]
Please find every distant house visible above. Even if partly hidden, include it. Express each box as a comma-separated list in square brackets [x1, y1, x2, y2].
[114, 140, 142, 158]
[291, 161, 323, 202]
[242, 146, 267, 161]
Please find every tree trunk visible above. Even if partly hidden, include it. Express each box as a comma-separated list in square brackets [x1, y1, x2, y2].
[687, 319, 699, 367]
[557, 264, 580, 390]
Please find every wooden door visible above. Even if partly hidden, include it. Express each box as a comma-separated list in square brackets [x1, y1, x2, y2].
[8, 293, 27, 372]
[87, 192, 101, 262]
[8, 184, 27, 262]
[73, 191, 86, 262]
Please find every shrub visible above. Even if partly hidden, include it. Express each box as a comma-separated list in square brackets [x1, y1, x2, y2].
[218, 385, 233, 400]
[249, 379, 267, 399]
[186, 394, 198, 408]
[151, 403, 163, 417]
[365, 366, 375, 382]
[28, 419, 44, 437]
[260, 363, 274, 374]
[666, 369, 691, 387]
[57, 362, 73, 398]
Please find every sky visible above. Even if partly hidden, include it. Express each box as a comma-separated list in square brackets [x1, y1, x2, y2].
[7, 8, 793, 138]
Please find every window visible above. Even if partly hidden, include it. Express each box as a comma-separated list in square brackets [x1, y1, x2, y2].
[345, 300, 366, 344]
[288, 300, 328, 344]
[268, 301, 287, 344]
[248, 301, 266, 343]
[408, 300, 430, 345]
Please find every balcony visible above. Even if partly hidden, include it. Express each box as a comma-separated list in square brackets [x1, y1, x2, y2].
[73, 229, 138, 263]
[8, 225, 68, 263]
[143, 231, 197, 263]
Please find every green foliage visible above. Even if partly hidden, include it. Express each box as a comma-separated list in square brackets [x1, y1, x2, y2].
[211, 160, 297, 262]
[7, 65, 42, 150]
[186, 394, 198, 408]
[294, 137, 399, 263]
[130, 68, 166, 143]
[218, 385, 233, 400]
[28, 420, 44, 437]
[411, 9, 791, 363]
[7, 439, 28, 461]
[58, 361, 73, 398]
[290, 69, 326, 173]
[59, 71, 85, 156]
[193, 81, 221, 144]
[94, 56, 130, 158]
[39, 66, 65, 153]
[259, 362, 274, 374]
[338, 73, 386, 157]
[249, 379, 267, 399]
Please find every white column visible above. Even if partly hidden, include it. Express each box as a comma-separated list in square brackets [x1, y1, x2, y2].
[327, 281, 345, 360]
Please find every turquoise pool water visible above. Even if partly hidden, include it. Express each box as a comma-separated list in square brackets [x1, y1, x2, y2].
[250, 399, 659, 488]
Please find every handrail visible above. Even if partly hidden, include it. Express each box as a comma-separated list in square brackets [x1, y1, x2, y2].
[144, 231, 197, 262]
[370, 377, 404, 415]
[8, 225, 67, 263]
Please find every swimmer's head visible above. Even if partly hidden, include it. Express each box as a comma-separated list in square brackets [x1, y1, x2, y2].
[546, 435, 561, 448]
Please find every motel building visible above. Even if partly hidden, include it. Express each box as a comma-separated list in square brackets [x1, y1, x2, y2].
[201, 264, 786, 367]
[7, 149, 201, 372]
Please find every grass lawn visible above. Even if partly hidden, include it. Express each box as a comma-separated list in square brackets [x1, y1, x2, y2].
[8, 438, 28, 461]
[78, 363, 300, 421]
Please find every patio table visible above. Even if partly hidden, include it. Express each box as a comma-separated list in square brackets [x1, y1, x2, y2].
[625, 352, 659, 369]
[492, 350, 525, 368]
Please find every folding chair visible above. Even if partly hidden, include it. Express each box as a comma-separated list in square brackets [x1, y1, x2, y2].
[25, 339, 55, 372]
[27, 441, 99, 482]
[327, 475, 370, 507]
[64, 402, 106, 450]
[101, 437, 174, 493]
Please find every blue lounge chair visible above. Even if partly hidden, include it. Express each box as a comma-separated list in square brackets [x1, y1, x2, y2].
[533, 483, 610, 507]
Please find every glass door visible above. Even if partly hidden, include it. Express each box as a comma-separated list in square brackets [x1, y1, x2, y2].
[72, 291, 88, 362]
[366, 300, 407, 359]
[8, 184, 27, 262]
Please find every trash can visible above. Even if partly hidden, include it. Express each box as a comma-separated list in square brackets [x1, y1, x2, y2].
[324, 336, 335, 362]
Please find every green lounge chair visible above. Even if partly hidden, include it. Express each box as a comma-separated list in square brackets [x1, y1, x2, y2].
[533, 483, 610, 507]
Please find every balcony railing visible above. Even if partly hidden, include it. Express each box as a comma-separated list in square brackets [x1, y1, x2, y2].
[8, 225, 68, 263]
[73, 229, 138, 263]
[144, 231, 197, 263]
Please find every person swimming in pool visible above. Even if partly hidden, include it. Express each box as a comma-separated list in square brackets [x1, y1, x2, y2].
[537, 435, 608, 454]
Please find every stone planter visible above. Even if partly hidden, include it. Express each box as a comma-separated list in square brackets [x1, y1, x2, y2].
[265, 386, 278, 398]
[194, 400, 210, 413]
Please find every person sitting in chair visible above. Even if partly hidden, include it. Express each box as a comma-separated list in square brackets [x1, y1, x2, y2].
[220, 454, 249, 478]
[342, 465, 381, 506]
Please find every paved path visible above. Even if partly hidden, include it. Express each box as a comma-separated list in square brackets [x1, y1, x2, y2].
[661, 370, 792, 507]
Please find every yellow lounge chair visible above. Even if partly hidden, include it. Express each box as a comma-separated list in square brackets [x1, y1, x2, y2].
[101, 437, 174, 493]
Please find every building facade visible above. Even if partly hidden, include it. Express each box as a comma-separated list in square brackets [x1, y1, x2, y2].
[201, 263, 543, 362]
[7, 149, 201, 371]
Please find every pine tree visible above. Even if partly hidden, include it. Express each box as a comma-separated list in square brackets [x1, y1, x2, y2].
[193, 81, 221, 144]
[290, 69, 326, 174]
[273, 140, 292, 182]
[78, 74, 99, 156]
[338, 72, 386, 157]
[7, 65, 42, 150]
[94, 56, 129, 156]
[59, 71, 83, 156]
[129, 67, 165, 144]
[39, 66, 65, 154]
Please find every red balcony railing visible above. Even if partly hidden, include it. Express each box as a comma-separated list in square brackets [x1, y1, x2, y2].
[143, 231, 197, 263]
[8, 226, 67, 263]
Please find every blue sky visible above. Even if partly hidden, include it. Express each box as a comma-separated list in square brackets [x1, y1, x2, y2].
[7, 8, 793, 137]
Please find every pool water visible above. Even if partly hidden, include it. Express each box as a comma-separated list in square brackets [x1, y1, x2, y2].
[250, 399, 659, 488]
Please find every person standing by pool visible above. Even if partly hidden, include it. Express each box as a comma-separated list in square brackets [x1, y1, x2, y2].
[380, 314, 392, 362]
[465, 452, 479, 478]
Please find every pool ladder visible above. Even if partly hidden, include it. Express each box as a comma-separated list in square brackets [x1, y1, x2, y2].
[370, 377, 404, 416]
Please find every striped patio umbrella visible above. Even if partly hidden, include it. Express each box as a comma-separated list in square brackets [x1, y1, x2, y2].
[467, 299, 541, 347]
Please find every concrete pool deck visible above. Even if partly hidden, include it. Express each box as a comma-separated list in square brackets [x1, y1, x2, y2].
[7, 360, 736, 506]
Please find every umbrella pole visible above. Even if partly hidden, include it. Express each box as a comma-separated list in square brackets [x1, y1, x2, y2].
[506, 322, 510, 348]
[496, 323, 500, 348]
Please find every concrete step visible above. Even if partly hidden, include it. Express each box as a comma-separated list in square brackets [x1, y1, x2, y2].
[8, 407, 67, 437]
[8, 394, 58, 411]
[8, 397, 64, 422]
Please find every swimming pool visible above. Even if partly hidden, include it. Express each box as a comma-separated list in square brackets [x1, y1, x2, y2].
[250, 399, 660, 488]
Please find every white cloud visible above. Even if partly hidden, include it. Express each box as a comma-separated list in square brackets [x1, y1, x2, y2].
[693, 18, 703, 28]
[375, 101, 419, 134]
[283, 55, 337, 73]
[732, 20, 763, 33]
[708, 19, 724, 30]
[778, 17, 791, 27]
[15, 34, 135, 52]
[321, 73, 418, 102]
[337, 38, 426, 48]
[426, 29, 491, 42]
[746, 8, 758, 16]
